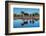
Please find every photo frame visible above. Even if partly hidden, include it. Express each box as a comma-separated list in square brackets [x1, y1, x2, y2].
[5, 1, 45, 35]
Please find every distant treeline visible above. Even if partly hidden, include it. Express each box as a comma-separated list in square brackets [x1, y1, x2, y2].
[14, 11, 39, 17]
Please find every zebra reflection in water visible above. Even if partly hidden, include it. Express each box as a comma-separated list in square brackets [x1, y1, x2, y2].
[21, 20, 34, 26]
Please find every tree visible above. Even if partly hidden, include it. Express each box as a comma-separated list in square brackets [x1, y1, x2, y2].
[32, 13, 35, 16]
[21, 11, 24, 14]
[34, 13, 39, 21]
[14, 13, 16, 17]
[21, 11, 24, 17]
[34, 13, 39, 16]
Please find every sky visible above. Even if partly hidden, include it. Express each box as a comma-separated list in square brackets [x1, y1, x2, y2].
[13, 8, 39, 14]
